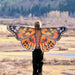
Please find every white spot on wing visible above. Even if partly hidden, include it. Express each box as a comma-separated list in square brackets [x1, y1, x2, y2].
[62, 28, 65, 31]
[14, 30, 17, 32]
[32, 48, 33, 49]
[11, 28, 13, 30]
[11, 26, 13, 28]
[16, 26, 20, 30]
[43, 48, 44, 50]
[57, 27, 60, 30]
[60, 30, 62, 33]
[46, 43, 48, 46]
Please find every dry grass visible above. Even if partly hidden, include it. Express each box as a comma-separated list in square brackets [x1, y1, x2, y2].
[0, 17, 75, 75]
[0, 51, 75, 75]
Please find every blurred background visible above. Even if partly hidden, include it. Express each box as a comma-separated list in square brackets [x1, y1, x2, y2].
[0, 0, 75, 75]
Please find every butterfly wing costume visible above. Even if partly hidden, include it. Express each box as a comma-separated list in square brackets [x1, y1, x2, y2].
[7, 23, 66, 51]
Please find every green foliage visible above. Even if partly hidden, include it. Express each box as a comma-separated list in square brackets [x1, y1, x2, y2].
[0, 0, 75, 17]
[59, 0, 75, 13]
[30, 4, 51, 16]
[0, 0, 18, 5]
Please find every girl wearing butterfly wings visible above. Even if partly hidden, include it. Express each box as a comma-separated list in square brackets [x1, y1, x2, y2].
[7, 21, 67, 75]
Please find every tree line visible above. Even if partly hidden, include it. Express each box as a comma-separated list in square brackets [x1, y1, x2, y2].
[0, 0, 75, 17]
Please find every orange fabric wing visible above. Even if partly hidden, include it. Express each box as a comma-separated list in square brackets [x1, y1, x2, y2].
[21, 35, 36, 51]
[40, 35, 56, 51]
[7, 26, 35, 40]
[7, 26, 36, 51]
[40, 27, 66, 51]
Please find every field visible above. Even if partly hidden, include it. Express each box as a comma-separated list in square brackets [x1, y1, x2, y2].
[0, 51, 75, 75]
[0, 16, 75, 75]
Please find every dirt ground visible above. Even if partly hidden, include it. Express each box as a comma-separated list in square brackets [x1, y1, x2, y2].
[0, 51, 75, 75]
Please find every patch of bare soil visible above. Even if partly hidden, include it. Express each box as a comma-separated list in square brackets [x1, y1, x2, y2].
[0, 52, 75, 75]
[62, 69, 75, 75]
